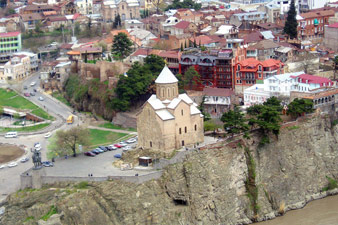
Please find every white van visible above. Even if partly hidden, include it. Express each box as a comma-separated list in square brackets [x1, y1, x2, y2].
[5, 132, 18, 138]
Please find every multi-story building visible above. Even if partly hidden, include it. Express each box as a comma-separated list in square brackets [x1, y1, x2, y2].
[234, 58, 284, 94]
[230, 11, 267, 27]
[297, 9, 335, 40]
[102, 0, 141, 22]
[75, 0, 93, 15]
[324, 22, 338, 51]
[271, 0, 299, 15]
[13, 52, 38, 72]
[4, 56, 28, 80]
[0, 32, 22, 55]
[179, 49, 234, 90]
[244, 72, 336, 107]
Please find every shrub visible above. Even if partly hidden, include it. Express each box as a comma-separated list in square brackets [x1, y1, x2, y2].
[40, 205, 57, 221]
[322, 176, 338, 191]
[75, 181, 89, 189]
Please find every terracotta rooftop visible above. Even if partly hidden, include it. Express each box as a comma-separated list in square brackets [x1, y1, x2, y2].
[291, 74, 333, 84]
[300, 9, 335, 19]
[203, 87, 234, 97]
[173, 21, 190, 29]
[262, 59, 283, 67]
[0, 31, 21, 37]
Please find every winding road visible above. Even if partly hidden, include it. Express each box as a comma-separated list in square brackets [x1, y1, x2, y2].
[0, 72, 79, 202]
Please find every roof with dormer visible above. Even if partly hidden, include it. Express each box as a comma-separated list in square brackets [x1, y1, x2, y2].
[155, 65, 178, 84]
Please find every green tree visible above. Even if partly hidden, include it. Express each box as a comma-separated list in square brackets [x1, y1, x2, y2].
[175, 73, 185, 93]
[165, 0, 201, 11]
[74, 22, 81, 35]
[144, 54, 165, 75]
[34, 21, 42, 33]
[180, 43, 184, 51]
[113, 14, 121, 28]
[283, 0, 298, 39]
[263, 96, 282, 111]
[111, 32, 133, 60]
[183, 67, 200, 89]
[287, 98, 314, 118]
[247, 103, 282, 146]
[0, 106, 3, 115]
[204, 120, 221, 136]
[198, 95, 211, 121]
[52, 127, 90, 157]
[221, 105, 249, 138]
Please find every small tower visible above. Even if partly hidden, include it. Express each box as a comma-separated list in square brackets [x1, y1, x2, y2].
[155, 65, 179, 101]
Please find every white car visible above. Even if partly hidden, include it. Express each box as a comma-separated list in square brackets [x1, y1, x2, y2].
[44, 132, 52, 138]
[0, 165, 5, 169]
[8, 162, 18, 168]
[119, 142, 127, 147]
[127, 138, 136, 144]
[122, 146, 132, 151]
[108, 145, 117, 150]
[38, 97, 44, 101]
[30, 81, 36, 86]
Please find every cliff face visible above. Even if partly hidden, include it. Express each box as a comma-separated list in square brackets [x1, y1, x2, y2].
[1, 116, 337, 225]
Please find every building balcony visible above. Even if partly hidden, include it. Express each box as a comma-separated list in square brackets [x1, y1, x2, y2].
[241, 77, 256, 81]
[180, 61, 195, 66]
[167, 62, 179, 68]
[198, 62, 214, 66]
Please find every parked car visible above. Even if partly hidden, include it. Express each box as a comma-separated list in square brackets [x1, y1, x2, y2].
[114, 154, 121, 158]
[23, 85, 28, 90]
[92, 149, 102, 154]
[5, 132, 18, 138]
[108, 145, 117, 150]
[114, 144, 122, 148]
[119, 142, 127, 147]
[42, 161, 54, 167]
[34, 142, 41, 148]
[24, 93, 30, 97]
[44, 132, 52, 138]
[20, 157, 29, 163]
[127, 138, 136, 144]
[91, 150, 100, 155]
[95, 148, 104, 153]
[0, 165, 5, 169]
[38, 96, 44, 101]
[30, 92, 35, 96]
[33, 88, 37, 92]
[98, 146, 108, 152]
[30, 81, 36, 86]
[84, 151, 96, 157]
[8, 162, 18, 168]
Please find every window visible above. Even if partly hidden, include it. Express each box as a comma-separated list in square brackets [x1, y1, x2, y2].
[179, 128, 181, 134]
[150, 141, 152, 147]
[194, 124, 197, 131]
[185, 127, 187, 133]
[181, 109, 183, 116]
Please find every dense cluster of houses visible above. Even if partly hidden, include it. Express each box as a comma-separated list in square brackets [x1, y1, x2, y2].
[0, 0, 337, 115]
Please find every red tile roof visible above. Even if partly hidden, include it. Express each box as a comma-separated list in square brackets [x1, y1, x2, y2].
[291, 74, 333, 84]
[131, 48, 148, 57]
[158, 50, 180, 59]
[190, 35, 216, 45]
[239, 58, 261, 67]
[0, 31, 21, 37]
[174, 21, 190, 29]
[262, 59, 283, 67]
[203, 87, 235, 97]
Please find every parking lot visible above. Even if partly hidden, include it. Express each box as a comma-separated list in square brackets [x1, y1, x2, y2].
[44, 139, 151, 177]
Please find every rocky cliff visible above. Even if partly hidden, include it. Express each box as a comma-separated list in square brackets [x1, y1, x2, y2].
[1, 116, 337, 225]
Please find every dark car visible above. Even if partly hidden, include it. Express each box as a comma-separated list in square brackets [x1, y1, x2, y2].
[33, 88, 37, 92]
[91, 149, 101, 154]
[99, 146, 108, 151]
[42, 161, 54, 167]
[24, 93, 30, 97]
[23, 86, 28, 90]
[95, 148, 104, 153]
[84, 151, 96, 157]
[114, 154, 122, 158]
[30, 92, 35, 96]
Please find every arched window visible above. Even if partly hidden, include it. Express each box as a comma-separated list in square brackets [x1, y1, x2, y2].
[172, 87, 175, 96]
[122, 5, 124, 10]
[194, 124, 197, 131]
[162, 88, 164, 97]
[185, 126, 187, 133]
[237, 65, 240, 70]
[181, 109, 183, 115]
[168, 88, 170, 98]
[179, 128, 181, 134]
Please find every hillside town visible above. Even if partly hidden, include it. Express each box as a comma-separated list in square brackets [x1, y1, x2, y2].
[0, 0, 338, 224]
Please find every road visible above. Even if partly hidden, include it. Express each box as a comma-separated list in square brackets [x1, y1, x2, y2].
[0, 72, 79, 202]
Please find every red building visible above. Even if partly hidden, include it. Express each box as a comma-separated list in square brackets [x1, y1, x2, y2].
[298, 9, 335, 40]
[179, 49, 234, 90]
[233, 58, 284, 93]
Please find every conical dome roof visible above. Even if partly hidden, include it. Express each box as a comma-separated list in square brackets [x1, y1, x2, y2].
[155, 65, 178, 84]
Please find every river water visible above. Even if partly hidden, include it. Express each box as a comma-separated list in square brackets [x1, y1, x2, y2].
[256, 195, 338, 225]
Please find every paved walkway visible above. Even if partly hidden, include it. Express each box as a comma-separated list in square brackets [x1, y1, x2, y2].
[88, 125, 137, 134]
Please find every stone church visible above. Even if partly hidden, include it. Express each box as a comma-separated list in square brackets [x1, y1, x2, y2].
[137, 65, 204, 152]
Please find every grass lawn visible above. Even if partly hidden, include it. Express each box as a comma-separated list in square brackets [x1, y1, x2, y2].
[99, 122, 136, 132]
[89, 129, 128, 148]
[51, 92, 71, 106]
[0, 123, 50, 133]
[0, 88, 53, 120]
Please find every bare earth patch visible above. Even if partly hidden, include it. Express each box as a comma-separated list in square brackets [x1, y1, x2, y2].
[0, 144, 25, 163]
